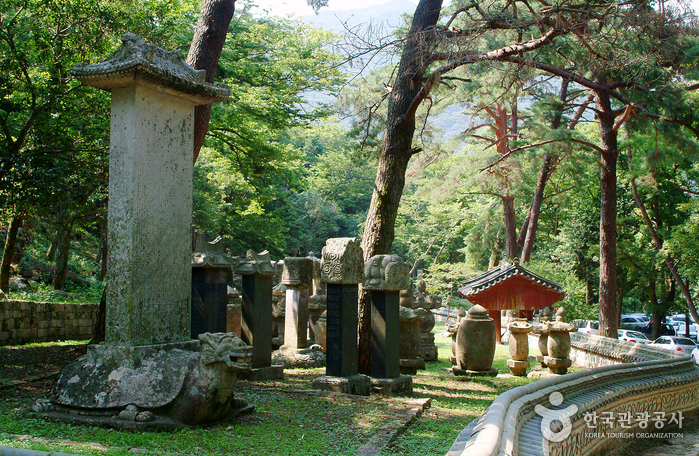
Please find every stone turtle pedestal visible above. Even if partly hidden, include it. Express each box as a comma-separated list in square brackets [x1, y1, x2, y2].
[506, 318, 532, 376]
[273, 257, 325, 369]
[453, 305, 498, 377]
[36, 35, 254, 429]
[365, 254, 413, 395]
[312, 238, 370, 396]
[235, 250, 284, 381]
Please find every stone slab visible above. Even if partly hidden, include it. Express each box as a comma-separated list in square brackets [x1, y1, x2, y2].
[240, 274, 273, 369]
[400, 358, 425, 375]
[325, 283, 358, 377]
[237, 365, 284, 381]
[311, 374, 370, 396]
[370, 375, 413, 396]
[370, 290, 400, 379]
[272, 345, 325, 369]
[451, 367, 499, 377]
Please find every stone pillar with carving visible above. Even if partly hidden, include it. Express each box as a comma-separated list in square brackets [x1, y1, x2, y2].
[37, 34, 254, 429]
[234, 250, 283, 380]
[507, 318, 532, 376]
[273, 257, 325, 368]
[364, 254, 413, 395]
[533, 307, 552, 368]
[414, 279, 441, 362]
[312, 238, 370, 395]
[544, 307, 577, 375]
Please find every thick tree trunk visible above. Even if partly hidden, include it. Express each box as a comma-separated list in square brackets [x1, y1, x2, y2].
[52, 216, 76, 290]
[187, 0, 236, 162]
[502, 195, 517, 260]
[358, 0, 443, 375]
[595, 81, 619, 339]
[0, 215, 22, 292]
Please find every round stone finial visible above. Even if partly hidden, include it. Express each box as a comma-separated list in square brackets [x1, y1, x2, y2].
[555, 307, 566, 322]
[467, 305, 490, 320]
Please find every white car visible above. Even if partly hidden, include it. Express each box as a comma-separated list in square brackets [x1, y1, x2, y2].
[620, 315, 649, 331]
[617, 329, 650, 344]
[577, 320, 599, 335]
[692, 346, 699, 365]
[651, 336, 697, 355]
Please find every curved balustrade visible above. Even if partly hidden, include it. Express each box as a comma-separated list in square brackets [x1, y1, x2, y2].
[446, 333, 699, 456]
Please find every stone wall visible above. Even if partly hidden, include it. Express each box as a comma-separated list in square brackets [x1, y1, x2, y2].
[0, 300, 96, 345]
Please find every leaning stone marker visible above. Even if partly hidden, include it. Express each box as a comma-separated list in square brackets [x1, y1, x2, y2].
[312, 238, 370, 396]
[36, 34, 254, 429]
[364, 254, 413, 395]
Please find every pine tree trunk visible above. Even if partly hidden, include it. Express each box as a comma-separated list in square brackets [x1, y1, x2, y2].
[187, 0, 236, 162]
[52, 216, 76, 290]
[595, 81, 619, 339]
[0, 215, 22, 292]
[357, 0, 443, 375]
[502, 195, 517, 260]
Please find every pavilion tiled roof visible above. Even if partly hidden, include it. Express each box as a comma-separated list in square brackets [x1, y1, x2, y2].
[458, 260, 565, 299]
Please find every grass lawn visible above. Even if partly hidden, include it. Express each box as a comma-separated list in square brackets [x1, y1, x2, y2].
[0, 323, 540, 456]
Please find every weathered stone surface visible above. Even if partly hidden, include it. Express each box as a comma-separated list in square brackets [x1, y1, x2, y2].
[370, 290, 401, 378]
[315, 310, 327, 353]
[363, 255, 410, 291]
[320, 238, 363, 284]
[272, 344, 325, 368]
[419, 332, 438, 362]
[234, 250, 275, 277]
[48, 333, 251, 426]
[71, 33, 229, 104]
[454, 305, 496, 374]
[282, 257, 313, 286]
[312, 374, 370, 396]
[399, 306, 423, 375]
[191, 235, 240, 268]
[369, 375, 413, 396]
[507, 318, 532, 361]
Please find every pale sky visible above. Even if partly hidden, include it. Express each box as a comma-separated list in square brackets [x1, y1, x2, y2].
[250, 0, 418, 17]
[250, 0, 698, 18]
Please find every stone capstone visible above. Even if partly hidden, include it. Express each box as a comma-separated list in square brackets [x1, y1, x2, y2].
[320, 238, 364, 284]
[234, 250, 275, 277]
[71, 33, 229, 103]
[192, 235, 240, 268]
[363, 255, 410, 291]
[282, 257, 314, 287]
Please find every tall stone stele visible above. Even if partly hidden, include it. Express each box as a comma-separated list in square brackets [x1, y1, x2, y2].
[364, 254, 414, 395]
[34, 34, 253, 430]
[312, 238, 370, 396]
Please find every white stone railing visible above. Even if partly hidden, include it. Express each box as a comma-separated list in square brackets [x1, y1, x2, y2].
[446, 333, 699, 456]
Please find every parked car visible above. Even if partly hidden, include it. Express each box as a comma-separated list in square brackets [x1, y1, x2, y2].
[692, 346, 699, 365]
[577, 320, 599, 335]
[671, 322, 698, 340]
[619, 315, 649, 331]
[651, 336, 696, 354]
[617, 329, 650, 344]
[640, 322, 676, 337]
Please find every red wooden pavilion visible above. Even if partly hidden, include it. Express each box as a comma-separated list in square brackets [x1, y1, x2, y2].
[458, 260, 566, 343]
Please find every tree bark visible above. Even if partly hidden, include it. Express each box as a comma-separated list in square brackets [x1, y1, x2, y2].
[187, 0, 236, 162]
[502, 195, 517, 260]
[0, 215, 22, 292]
[52, 216, 76, 290]
[358, 0, 443, 375]
[595, 79, 619, 339]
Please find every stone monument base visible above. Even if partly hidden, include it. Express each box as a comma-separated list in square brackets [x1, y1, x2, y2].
[370, 375, 413, 396]
[419, 333, 439, 361]
[400, 358, 425, 375]
[506, 359, 530, 376]
[536, 354, 547, 367]
[451, 367, 499, 377]
[35, 334, 253, 429]
[312, 374, 371, 396]
[527, 365, 563, 379]
[238, 365, 285, 381]
[271, 345, 325, 369]
[543, 356, 572, 374]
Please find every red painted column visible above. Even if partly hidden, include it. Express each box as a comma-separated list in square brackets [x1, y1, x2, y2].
[490, 309, 502, 344]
